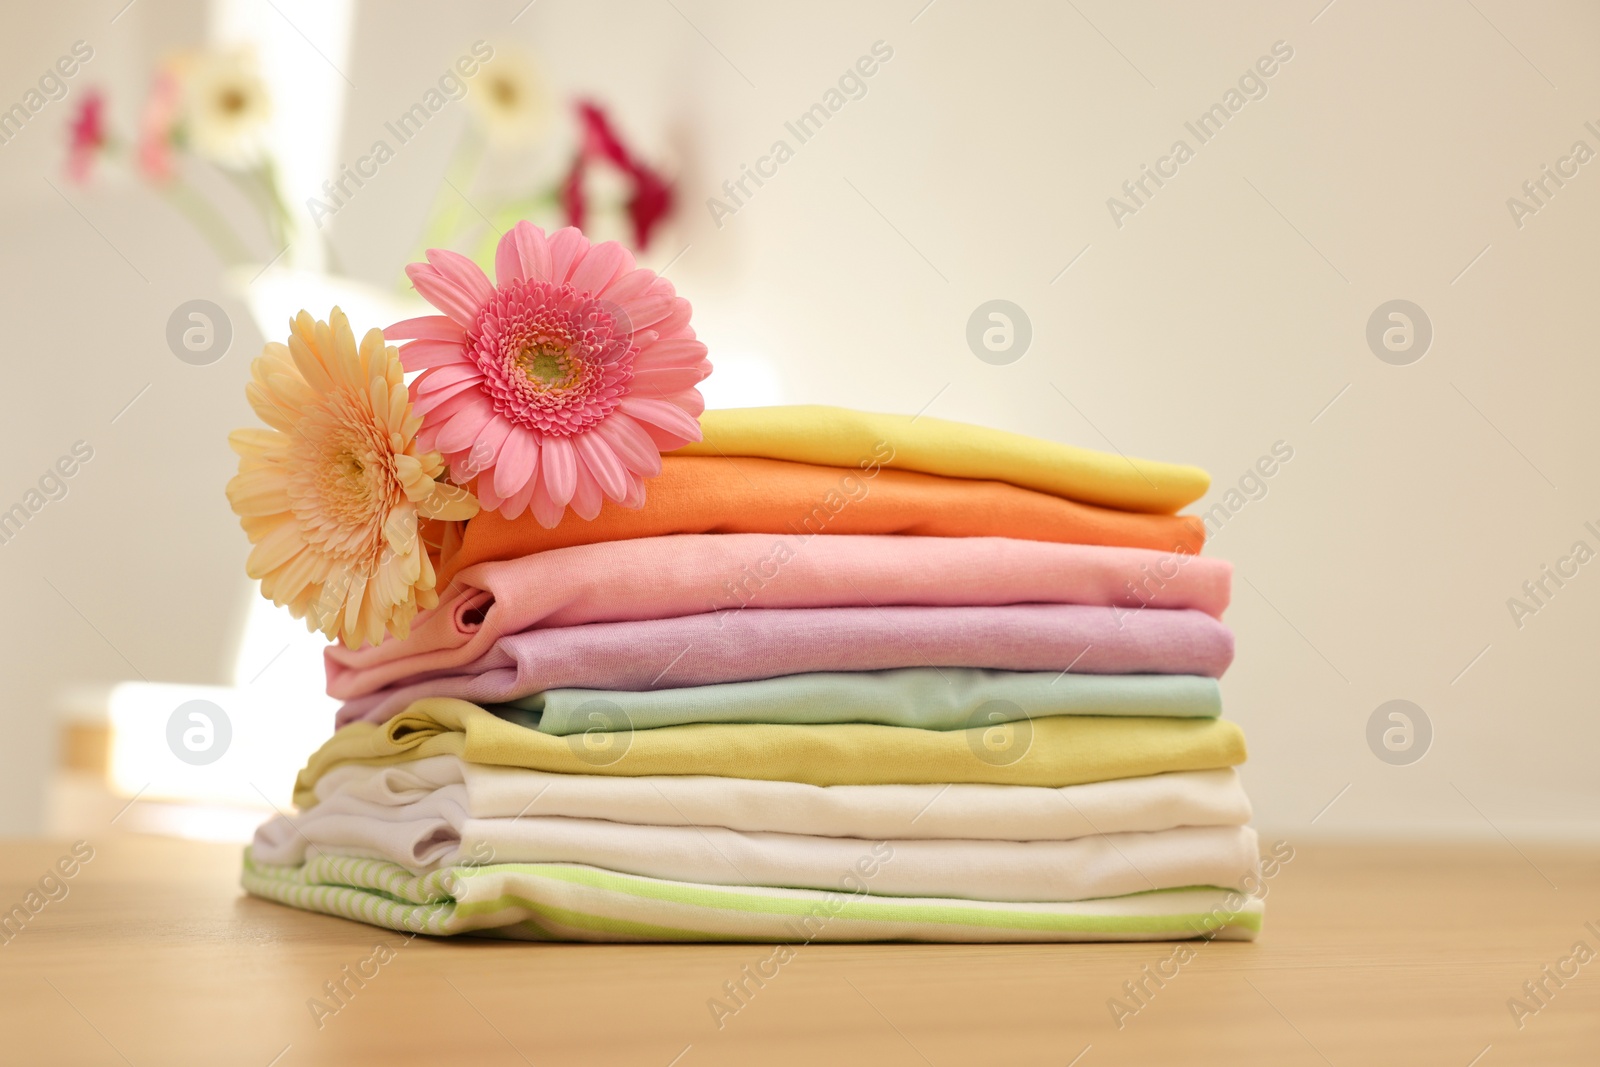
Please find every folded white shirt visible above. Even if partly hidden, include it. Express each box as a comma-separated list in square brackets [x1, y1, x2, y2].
[306, 755, 1252, 841]
[254, 797, 1260, 902]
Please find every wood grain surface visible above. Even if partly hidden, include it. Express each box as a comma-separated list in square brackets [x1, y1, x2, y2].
[0, 837, 1595, 1065]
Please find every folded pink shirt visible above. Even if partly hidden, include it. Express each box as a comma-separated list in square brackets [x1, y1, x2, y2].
[326, 534, 1230, 701]
[334, 604, 1234, 727]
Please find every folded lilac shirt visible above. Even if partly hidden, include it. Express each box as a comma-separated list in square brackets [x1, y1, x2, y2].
[334, 605, 1235, 727]
[325, 534, 1230, 701]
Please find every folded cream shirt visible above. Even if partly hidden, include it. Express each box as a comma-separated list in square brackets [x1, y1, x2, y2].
[253, 804, 1260, 903]
[308, 755, 1252, 841]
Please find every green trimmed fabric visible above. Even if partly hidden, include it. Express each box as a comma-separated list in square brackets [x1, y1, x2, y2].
[241, 849, 1262, 943]
[513, 669, 1222, 735]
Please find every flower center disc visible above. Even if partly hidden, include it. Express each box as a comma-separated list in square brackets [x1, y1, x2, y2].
[287, 388, 398, 574]
[518, 345, 578, 390]
[470, 280, 638, 437]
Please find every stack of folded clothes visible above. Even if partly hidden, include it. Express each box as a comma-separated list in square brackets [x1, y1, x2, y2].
[244, 405, 1263, 943]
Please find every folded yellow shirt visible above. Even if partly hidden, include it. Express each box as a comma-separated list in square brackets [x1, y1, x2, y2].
[675, 405, 1210, 515]
[293, 699, 1246, 808]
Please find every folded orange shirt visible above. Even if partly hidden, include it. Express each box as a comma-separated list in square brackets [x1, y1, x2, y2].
[432, 456, 1205, 587]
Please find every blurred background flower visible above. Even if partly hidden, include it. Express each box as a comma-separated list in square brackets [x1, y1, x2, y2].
[463, 44, 548, 154]
[179, 47, 272, 168]
[64, 45, 290, 266]
[136, 68, 183, 183]
[562, 101, 676, 252]
[417, 46, 679, 279]
[64, 88, 105, 183]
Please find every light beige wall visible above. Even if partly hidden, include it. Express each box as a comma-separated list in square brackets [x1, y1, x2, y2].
[1, 0, 1594, 836]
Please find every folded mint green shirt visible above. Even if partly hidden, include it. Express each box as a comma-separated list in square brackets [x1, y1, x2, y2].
[505, 668, 1221, 735]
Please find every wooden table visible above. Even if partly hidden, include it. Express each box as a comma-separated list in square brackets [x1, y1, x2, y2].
[0, 837, 1595, 1065]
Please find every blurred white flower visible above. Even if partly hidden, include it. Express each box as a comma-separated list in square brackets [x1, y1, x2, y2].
[466, 46, 548, 151]
[182, 48, 272, 168]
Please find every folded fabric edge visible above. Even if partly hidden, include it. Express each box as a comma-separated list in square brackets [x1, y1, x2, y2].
[676, 406, 1213, 514]
[293, 708, 1249, 808]
[241, 849, 1262, 944]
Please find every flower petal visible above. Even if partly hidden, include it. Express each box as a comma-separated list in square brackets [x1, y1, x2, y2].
[529, 463, 566, 528]
[619, 478, 647, 509]
[396, 338, 471, 372]
[651, 297, 692, 337]
[465, 414, 514, 478]
[546, 227, 587, 284]
[569, 466, 605, 520]
[539, 434, 577, 506]
[618, 395, 703, 446]
[636, 338, 709, 366]
[415, 362, 482, 394]
[247, 381, 308, 433]
[425, 248, 495, 310]
[499, 467, 540, 519]
[414, 386, 481, 431]
[673, 387, 707, 419]
[285, 336, 334, 396]
[493, 428, 539, 501]
[386, 315, 468, 342]
[245, 519, 306, 578]
[494, 227, 526, 288]
[226, 470, 291, 516]
[473, 476, 506, 512]
[507, 220, 554, 283]
[262, 545, 323, 607]
[406, 262, 482, 328]
[616, 284, 677, 332]
[573, 429, 631, 501]
[436, 402, 492, 455]
[340, 572, 371, 645]
[411, 375, 480, 416]
[228, 427, 283, 457]
[568, 240, 632, 295]
[599, 266, 654, 305]
[594, 413, 663, 478]
[631, 364, 711, 395]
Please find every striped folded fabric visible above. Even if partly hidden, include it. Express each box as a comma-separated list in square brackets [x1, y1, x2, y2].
[244, 406, 1266, 943]
[242, 851, 1263, 943]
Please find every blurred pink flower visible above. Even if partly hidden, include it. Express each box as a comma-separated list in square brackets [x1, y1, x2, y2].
[65, 90, 107, 183]
[386, 221, 711, 527]
[137, 69, 182, 182]
[560, 101, 676, 252]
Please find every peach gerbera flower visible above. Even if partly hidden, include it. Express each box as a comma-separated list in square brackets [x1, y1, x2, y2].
[226, 308, 479, 648]
[385, 222, 711, 527]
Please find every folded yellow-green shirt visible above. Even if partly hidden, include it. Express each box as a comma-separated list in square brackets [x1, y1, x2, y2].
[675, 405, 1210, 515]
[293, 699, 1246, 808]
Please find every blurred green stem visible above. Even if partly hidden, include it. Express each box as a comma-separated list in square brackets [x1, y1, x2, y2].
[402, 131, 487, 291]
[160, 181, 253, 266]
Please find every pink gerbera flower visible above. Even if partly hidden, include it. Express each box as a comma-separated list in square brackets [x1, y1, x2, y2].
[385, 222, 711, 527]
